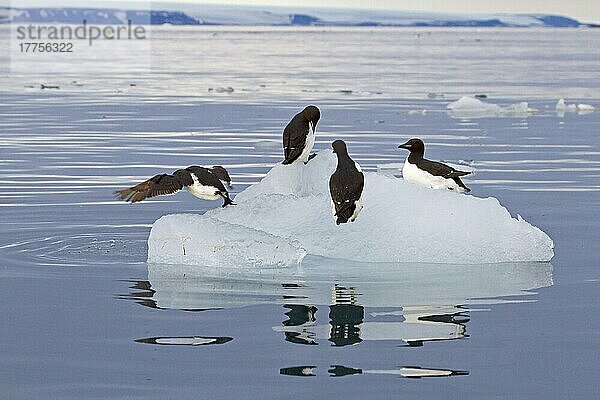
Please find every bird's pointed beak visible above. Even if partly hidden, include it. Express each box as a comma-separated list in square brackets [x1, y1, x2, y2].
[398, 142, 411, 149]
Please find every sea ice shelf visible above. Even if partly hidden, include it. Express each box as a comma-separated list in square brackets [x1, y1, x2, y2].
[148, 150, 554, 266]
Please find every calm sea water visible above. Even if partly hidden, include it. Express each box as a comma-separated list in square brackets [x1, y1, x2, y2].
[1, 27, 599, 399]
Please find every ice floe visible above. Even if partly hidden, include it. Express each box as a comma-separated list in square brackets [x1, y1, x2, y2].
[577, 103, 596, 112]
[148, 150, 554, 266]
[447, 96, 537, 119]
[555, 98, 596, 116]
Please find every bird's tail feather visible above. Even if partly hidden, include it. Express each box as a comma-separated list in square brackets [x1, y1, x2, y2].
[335, 203, 356, 224]
[447, 170, 471, 178]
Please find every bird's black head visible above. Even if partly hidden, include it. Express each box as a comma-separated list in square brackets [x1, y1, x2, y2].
[211, 166, 232, 188]
[398, 138, 425, 155]
[302, 105, 321, 125]
[332, 140, 348, 155]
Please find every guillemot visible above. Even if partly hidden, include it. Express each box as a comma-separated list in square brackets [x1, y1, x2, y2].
[329, 140, 364, 225]
[282, 105, 321, 165]
[115, 166, 235, 207]
[398, 138, 471, 193]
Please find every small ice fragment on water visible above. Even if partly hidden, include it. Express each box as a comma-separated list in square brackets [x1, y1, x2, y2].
[408, 110, 428, 116]
[447, 96, 532, 118]
[577, 103, 596, 111]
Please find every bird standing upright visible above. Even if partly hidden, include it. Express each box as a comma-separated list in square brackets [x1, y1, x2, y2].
[282, 105, 321, 165]
[329, 140, 364, 225]
[398, 138, 471, 192]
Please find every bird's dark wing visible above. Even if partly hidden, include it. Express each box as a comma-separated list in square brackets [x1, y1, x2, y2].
[329, 169, 364, 224]
[173, 169, 194, 186]
[282, 114, 308, 164]
[329, 169, 364, 218]
[419, 159, 471, 178]
[114, 173, 185, 203]
[185, 166, 228, 193]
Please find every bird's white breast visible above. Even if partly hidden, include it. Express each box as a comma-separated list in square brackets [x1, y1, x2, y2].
[402, 157, 465, 192]
[185, 175, 221, 200]
[298, 122, 316, 163]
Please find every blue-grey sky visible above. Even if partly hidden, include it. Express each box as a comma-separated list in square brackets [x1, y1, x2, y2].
[11, 0, 600, 23]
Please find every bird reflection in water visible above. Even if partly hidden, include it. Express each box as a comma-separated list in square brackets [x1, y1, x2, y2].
[282, 304, 318, 345]
[280, 365, 469, 378]
[276, 284, 469, 347]
[328, 285, 364, 346]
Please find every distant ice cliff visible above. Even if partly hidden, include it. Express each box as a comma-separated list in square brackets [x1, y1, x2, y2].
[0, 5, 587, 27]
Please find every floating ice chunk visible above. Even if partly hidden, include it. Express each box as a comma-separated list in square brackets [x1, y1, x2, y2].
[447, 96, 535, 118]
[149, 150, 553, 265]
[448, 96, 502, 115]
[577, 103, 596, 113]
[148, 214, 306, 268]
[407, 109, 428, 116]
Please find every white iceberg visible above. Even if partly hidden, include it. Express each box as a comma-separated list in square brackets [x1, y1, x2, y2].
[148, 150, 553, 266]
[447, 96, 536, 118]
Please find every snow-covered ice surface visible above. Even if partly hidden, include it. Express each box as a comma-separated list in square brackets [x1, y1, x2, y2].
[149, 150, 553, 266]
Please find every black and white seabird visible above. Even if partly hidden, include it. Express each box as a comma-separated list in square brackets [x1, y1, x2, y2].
[329, 140, 364, 225]
[398, 138, 471, 193]
[115, 166, 235, 207]
[282, 105, 321, 165]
